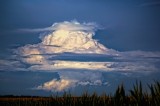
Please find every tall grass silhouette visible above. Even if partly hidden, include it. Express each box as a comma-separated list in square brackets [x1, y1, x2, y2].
[0, 81, 160, 106]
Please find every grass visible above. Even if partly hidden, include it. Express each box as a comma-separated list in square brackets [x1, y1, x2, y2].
[0, 81, 160, 106]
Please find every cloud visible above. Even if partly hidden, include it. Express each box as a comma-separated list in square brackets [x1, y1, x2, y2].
[2, 20, 160, 92]
[25, 60, 159, 72]
[0, 59, 26, 71]
[108, 61, 158, 71]
[35, 71, 109, 92]
[15, 21, 117, 58]
[11, 20, 160, 73]
[14, 20, 119, 72]
[18, 20, 100, 32]
[36, 79, 105, 92]
[36, 79, 76, 92]
[120, 51, 160, 58]
[28, 61, 113, 71]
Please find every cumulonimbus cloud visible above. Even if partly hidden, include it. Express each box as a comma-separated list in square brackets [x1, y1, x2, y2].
[14, 21, 160, 72]
[4, 20, 160, 92]
[14, 20, 119, 72]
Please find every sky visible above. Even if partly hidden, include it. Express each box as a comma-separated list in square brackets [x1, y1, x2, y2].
[0, 0, 160, 96]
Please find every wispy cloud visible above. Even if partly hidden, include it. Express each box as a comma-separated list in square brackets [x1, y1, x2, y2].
[0, 59, 26, 71]
[18, 20, 100, 33]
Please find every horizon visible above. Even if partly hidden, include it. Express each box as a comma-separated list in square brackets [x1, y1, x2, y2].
[0, 0, 160, 96]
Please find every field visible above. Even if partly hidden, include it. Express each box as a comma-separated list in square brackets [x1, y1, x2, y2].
[0, 81, 160, 106]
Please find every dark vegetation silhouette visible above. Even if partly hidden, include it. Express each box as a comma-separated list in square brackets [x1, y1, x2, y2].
[0, 81, 160, 106]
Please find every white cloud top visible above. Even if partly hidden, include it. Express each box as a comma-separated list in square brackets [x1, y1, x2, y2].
[16, 21, 116, 55]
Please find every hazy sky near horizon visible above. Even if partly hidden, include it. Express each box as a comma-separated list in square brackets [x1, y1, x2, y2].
[0, 0, 160, 96]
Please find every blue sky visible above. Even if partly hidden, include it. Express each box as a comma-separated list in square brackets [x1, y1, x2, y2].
[1, 0, 160, 51]
[0, 0, 160, 96]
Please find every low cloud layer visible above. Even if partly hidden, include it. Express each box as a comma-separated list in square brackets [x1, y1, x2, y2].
[1, 20, 160, 92]
[35, 71, 109, 92]
[36, 79, 76, 92]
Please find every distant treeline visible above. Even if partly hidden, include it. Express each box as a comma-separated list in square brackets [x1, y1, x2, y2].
[0, 81, 160, 106]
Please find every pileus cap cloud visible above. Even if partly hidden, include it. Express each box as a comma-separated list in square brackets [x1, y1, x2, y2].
[19, 21, 99, 32]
